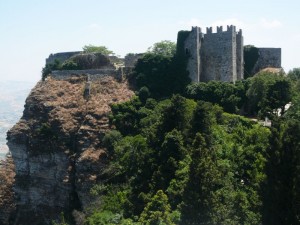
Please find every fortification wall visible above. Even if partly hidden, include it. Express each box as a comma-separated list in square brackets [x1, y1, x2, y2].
[46, 52, 82, 64]
[50, 68, 124, 81]
[184, 27, 202, 82]
[201, 25, 237, 82]
[252, 48, 281, 74]
[236, 30, 244, 80]
[124, 53, 143, 67]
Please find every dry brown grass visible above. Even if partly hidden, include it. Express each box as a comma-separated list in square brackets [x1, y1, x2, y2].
[0, 156, 15, 223]
[5, 75, 135, 218]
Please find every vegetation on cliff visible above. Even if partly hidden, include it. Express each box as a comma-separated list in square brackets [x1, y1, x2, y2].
[75, 45, 299, 224]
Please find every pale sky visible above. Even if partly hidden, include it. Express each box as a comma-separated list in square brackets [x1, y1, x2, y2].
[1, 0, 299, 82]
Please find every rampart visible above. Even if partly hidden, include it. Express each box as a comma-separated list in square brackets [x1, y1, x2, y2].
[252, 48, 281, 75]
[50, 67, 132, 81]
[124, 53, 143, 67]
[46, 51, 82, 64]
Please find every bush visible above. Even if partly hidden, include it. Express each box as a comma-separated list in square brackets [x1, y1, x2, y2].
[61, 60, 81, 70]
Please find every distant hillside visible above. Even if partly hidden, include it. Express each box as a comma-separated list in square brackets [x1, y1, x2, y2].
[0, 81, 34, 158]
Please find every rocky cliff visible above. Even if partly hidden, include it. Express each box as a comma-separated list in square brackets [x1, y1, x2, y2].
[0, 156, 15, 224]
[5, 74, 134, 225]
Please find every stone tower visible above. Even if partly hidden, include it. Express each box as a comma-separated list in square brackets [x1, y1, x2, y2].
[181, 25, 244, 83]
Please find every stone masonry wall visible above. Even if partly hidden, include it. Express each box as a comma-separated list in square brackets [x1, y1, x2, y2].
[46, 52, 82, 64]
[124, 53, 143, 67]
[182, 25, 243, 83]
[184, 27, 202, 82]
[201, 25, 237, 82]
[252, 48, 281, 74]
[236, 30, 244, 80]
[50, 68, 132, 81]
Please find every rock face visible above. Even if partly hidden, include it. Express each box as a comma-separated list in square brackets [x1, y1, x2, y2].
[0, 156, 15, 225]
[6, 75, 134, 225]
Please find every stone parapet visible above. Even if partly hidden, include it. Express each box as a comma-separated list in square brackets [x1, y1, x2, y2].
[46, 51, 82, 64]
[50, 67, 133, 81]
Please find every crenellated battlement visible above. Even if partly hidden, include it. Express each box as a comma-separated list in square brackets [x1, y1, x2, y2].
[217, 26, 223, 33]
[183, 25, 243, 82]
[192, 26, 202, 33]
[206, 27, 213, 34]
[237, 29, 242, 36]
[227, 25, 236, 33]
[204, 25, 237, 35]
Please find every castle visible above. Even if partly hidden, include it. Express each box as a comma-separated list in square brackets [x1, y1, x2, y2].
[180, 25, 281, 82]
[45, 25, 282, 83]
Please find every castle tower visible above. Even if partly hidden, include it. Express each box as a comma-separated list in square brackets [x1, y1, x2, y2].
[183, 26, 202, 82]
[180, 25, 244, 83]
[236, 29, 244, 80]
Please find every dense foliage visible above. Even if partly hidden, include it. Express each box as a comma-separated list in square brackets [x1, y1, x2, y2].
[185, 81, 246, 113]
[79, 53, 300, 224]
[42, 59, 82, 80]
[82, 45, 114, 55]
[246, 71, 292, 118]
[132, 40, 190, 99]
[244, 45, 259, 78]
[147, 40, 176, 57]
[83, 93, 272, 225]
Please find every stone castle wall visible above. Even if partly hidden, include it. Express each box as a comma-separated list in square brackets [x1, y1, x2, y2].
[182, 25, 282, 83]
[184, 27, 202, 82]
[50, 67, 133, 81]
[252, 48, 281, 75]
[46, 51, 82, 64]
[183, 25, 244, 83]
[236, 30, 244, 80]
[201, 26, 238, 82]
[124, 53, 143, 67]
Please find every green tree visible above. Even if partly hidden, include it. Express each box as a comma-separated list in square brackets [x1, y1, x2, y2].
[102, 130, 123, 156]
[287, 68, 300, 101]
[82, 44, 114, 55]
[246, 71, 291, 117]
[138, 86, 151, 104]
[86, 210, 137, 225]
[180, 133, 222, 225]
[244, 45, 259, 78]
[42, 59, 61, 80]
[134, 53, 174, 98]
[190, 101, 221, 135]
[134, 41, 190, 98]
[147, 40, 176, 57]
[139, 190, 175, 225]
[110, 97, 143, 135]
[159, 95, 190, 134]
[113, 135, 151, 181]
[263, 119, 300, 225]
[186, 81, 242, 114]
[287, 68, 300, 81]
[152, 129, 186, 191]
[60, 60, 81, 70]
[262, 79, 292, 116]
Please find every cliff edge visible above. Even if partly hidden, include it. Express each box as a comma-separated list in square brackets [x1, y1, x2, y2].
[5, 74, 134, 225]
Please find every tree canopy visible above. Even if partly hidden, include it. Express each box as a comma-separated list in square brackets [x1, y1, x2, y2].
[147, 40, 176, 57]
[82, 44, 114, 55]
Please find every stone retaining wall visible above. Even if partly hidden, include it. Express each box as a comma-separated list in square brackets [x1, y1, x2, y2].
[50, 67, 133, 81]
